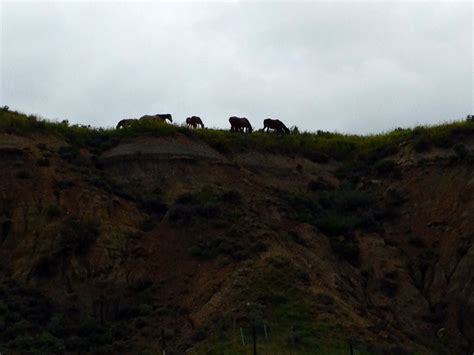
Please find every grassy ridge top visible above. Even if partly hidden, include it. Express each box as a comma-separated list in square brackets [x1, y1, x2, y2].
[1, 108, 473, 161]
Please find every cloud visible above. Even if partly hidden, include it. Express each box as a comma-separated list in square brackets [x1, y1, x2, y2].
[1, 1, 472, 133]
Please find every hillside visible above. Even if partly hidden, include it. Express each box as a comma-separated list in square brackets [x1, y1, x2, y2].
[0, 108, 473, 354]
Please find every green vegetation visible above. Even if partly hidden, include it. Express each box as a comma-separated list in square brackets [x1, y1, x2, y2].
[53, 179, 75, 190]
[283, 187, 379, 230]
[36, 157, 50, 167]
[57, 217, 99, 256]
[15, 170, 32, 179]
[1, 108, 473, 162]
[280, 185, 391, 264]
[33, 217, 99, 278]
[190, 256, 377, 354]
[46, 204, 61, 219]
[0, 280, 142, 354]
[167, 190, 242, 227]
[189, 236, 266, 261]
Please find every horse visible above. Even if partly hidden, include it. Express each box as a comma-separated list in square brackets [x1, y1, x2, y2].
[116, 118, 137, 129]
[263, 118, 290, 134]
[229, 116, 253, 133]
[139, 113, 173, 123]
[186, 116, 204, 129]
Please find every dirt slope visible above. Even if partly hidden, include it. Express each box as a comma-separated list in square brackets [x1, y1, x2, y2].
[0, 128, 473, 354]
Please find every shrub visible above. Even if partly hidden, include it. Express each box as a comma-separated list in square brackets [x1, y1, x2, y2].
[46, 204, 61, 219]
[139, 196, 168, 219]
[376, 277, 398, 297]
[305, 151, 329, 164]
[287, 231, 306, 245]
[413, 135, 432, 152]
[16, 170, 31, 179]
[37, 158, 50, 167]
[37, 331, 65, 353]
[373, 159, 399, 176]
[316, 212, 358, 236]
[282, 187, 382, 238]
[189, 237, 240, 260]
[8, 334, 34, 349]
[140, 218, 155, 232]
[54, 179, 75, 190]
[318, 188, 376, 212]
[189, 236, 264, 261]
[57, 217, 99, 255]
[296, 270, 310, 283]
[168, 190, 239, 226]
[33, 255, 59, 278]
[408, 235, 425, 248]
[57, 146, 80, 162]
[307, 177, 334, 192]
[384, 188, 404, 207]
[453, 143, 469, 159]
[218, 190, 242, 204]
[329, 237, 360, 265]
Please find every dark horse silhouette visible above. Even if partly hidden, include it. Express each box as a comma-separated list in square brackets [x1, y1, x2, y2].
[263, 118, 290, 134]
[229, 116, 253, 133]
[139, 114, 173, 123]
[186, 116, 204, 129]
[116, 118, 137, 129]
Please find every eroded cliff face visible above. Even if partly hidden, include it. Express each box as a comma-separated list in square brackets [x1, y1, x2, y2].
[0, 130, 473, 354]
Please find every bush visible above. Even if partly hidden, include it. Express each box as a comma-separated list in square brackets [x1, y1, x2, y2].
[37, 158, 50, 167]
[33, 255, 59, 278]
[376, 278, 398, 297]
[307, 177, 334, 192]
[16, 170, 31, 179]
[57, 217, 99, 255]
[139, 195, 168, 219]
[329, 237, 360, 265]
[413, 135, 432, 152]
[373, 159, 399, 176]
[218, 190, 242, 204]
[46, 204, 61, 219]
[36, 143, 48, 151]
[57, 146, 80, 162]
[305, 151, 329, 164]
[282, 187, 382, 237]
[453, 143, 469, 159]
[316, 212, 358, 236]
[168, 190, 239, 226]
[54, 179, 74, 190]
[189, 236, 264, 261]
[140, 218, 155, 232]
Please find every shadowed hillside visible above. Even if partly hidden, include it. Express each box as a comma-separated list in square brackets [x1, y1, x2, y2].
[1, 108, 473, 354]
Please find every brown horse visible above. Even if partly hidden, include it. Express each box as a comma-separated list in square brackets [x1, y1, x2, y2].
[186, 116, 204, 129]
[139, 113, 173, 123]
[263, 118, 290, 134]
[229, 116, 253, 133]
[116, 118, 137, 129]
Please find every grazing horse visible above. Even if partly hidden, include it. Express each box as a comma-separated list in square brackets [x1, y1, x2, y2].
[263, 118, 290, 134]
[139, 113, 173, 123]
[229, 116, 253, 133]
[186, 116, 204, 129]
[116, 118, 137, 129]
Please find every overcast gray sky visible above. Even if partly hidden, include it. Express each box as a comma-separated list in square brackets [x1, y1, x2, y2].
[1, 1, 472, 134]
